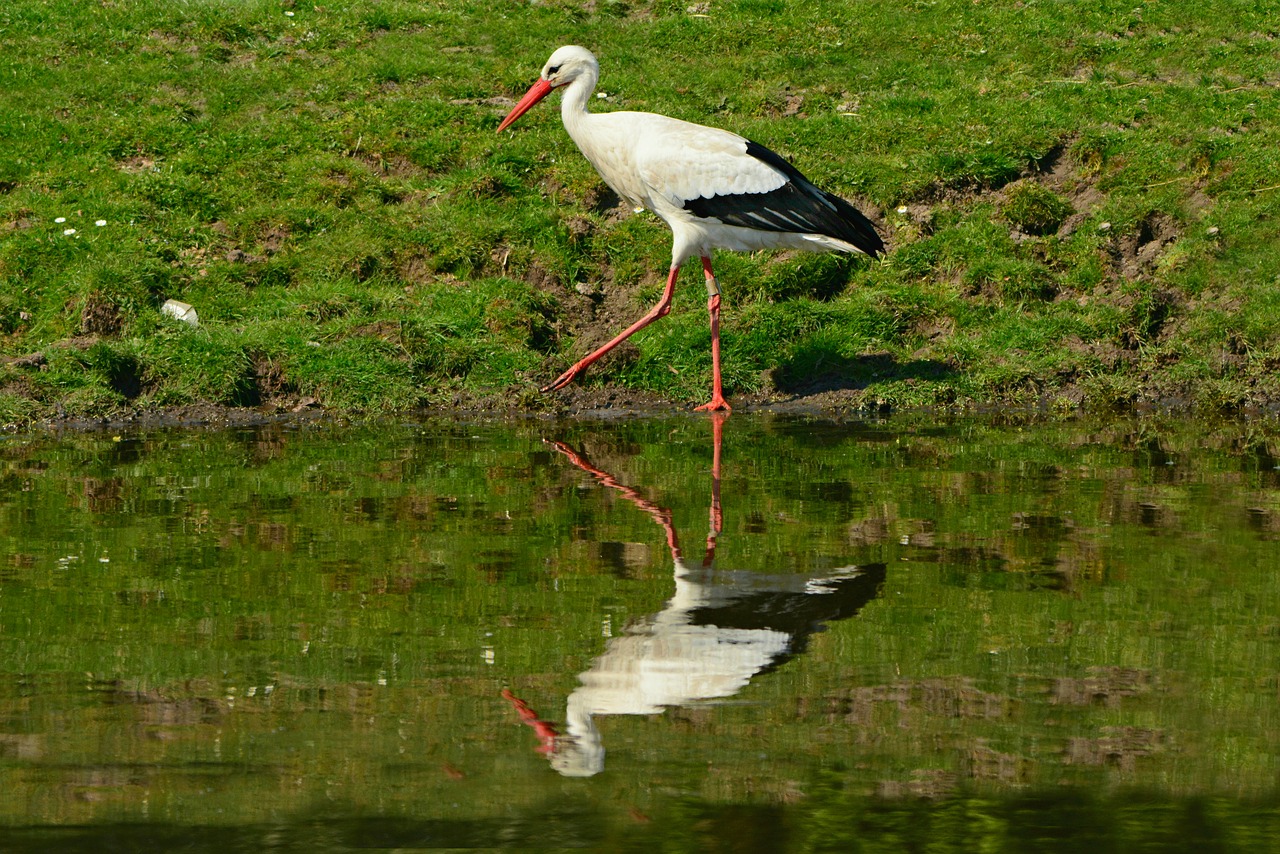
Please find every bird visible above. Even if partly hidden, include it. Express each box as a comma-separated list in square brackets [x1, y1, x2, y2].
[497, 45, 884, 412]
[502, 423, 886, 777]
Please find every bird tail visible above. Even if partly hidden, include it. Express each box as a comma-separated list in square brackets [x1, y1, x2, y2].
[822, 189, 884, 258]
[737, 140, 885, 258]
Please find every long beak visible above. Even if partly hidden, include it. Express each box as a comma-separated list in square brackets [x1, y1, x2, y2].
[497, 78, 554, 132]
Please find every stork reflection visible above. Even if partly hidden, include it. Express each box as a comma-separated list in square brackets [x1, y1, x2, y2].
[505, 414, 885, 777]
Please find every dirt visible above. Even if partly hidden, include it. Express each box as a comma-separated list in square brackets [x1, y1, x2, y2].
[79, 292, 125, 337]
[16, 382, 910, 435]
[16, 354, 1280, 434]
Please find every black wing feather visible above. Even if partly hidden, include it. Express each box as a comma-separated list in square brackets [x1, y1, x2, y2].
[683, 140, 884, 258]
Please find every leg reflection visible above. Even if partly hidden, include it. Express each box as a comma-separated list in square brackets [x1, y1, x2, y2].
[505, 416, 884, 777]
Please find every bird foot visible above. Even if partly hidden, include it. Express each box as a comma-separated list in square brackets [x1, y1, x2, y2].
[693, 395, 732, 413]
[540, 364, 585, 394]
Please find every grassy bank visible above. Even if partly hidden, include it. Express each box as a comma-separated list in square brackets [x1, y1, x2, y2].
[2, 0, 1279, 425]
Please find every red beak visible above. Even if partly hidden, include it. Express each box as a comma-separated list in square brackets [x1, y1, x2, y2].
[497, 78, 554, 132]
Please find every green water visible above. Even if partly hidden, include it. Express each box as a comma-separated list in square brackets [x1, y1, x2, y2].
[0, 414, 1277, 851]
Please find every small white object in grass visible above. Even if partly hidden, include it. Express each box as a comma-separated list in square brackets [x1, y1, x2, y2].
[95, 219, 107, 227]
[285, 10, 294, 16]
[896, 206, 908, 214]
[63, 228, 76, 235]
[161, 299, 199, 327]
[1098, 221, 1112, 232]
[596, 92, 607, 99]
[55, 217, 66, 223]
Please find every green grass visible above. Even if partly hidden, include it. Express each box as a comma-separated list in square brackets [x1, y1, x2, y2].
[3, 0, 1280, 421]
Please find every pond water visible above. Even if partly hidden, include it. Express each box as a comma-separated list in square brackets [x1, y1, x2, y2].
[0, 413, 1277, 851]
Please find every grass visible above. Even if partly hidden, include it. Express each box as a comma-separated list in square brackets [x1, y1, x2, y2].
[2, 0, 1280, 422]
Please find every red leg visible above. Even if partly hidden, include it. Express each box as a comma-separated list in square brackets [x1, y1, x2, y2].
[542, 265, 681, 393]
[545, 440, 682, 561]
[501, 689, 560, 755]
[693, 256, 731, 412]
[702, 410, 727, 566]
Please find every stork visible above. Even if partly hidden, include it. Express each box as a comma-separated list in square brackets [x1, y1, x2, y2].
[497, 45, 884, 412]
[502, 418, 886, 777]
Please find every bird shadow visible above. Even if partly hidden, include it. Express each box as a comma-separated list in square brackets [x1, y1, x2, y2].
[769, 349, 956, 396]
[584, 185, 623, 217]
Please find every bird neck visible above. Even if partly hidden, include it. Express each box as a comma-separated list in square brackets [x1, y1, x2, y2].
[559, 68, 598, 135]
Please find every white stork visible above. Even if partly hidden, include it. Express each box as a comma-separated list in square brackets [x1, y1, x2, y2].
[503, 427, 886, 777]
[497, 45, 884, 412]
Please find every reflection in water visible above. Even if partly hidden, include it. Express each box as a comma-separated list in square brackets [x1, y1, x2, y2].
[1, 416, 1278, 846]
[506, 414, 885, 776]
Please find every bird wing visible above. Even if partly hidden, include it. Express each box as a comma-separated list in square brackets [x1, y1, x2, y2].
[631, 118, 788, 211]
[629, 117, 881, 256]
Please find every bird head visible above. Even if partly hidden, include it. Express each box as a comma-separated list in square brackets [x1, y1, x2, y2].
[497, 46, 599, 132]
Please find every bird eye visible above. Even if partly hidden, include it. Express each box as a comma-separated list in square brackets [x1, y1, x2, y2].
[547, 65, 561, 75]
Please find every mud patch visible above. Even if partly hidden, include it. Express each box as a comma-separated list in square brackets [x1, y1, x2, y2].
[79, 292, 124, 337]
[1051, 667, 1152, 707]
[1064, 727, 1164, 770]
[966, 739, 1029, 783]
[1109, 212, 1181, 281]
[261, 226, 289, 255]
[239, 354, 298, 409]
[1, 352, 46, 370]
[397, 251, 438, 287]
[117, 155, 158, 174]
[351, 151, 423, 179]
[876, 770, 958, 800]
[226, 248, 266, 265]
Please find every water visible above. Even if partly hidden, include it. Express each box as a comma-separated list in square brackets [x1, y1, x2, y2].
[0, 414, 1277, 851]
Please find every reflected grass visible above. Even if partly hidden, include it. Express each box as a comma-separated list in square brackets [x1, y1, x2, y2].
[0, 414, 1276, 844]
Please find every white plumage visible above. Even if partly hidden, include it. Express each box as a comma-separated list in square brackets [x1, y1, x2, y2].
[501, 435, 886, 777]
[498, 45, 883, 411]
